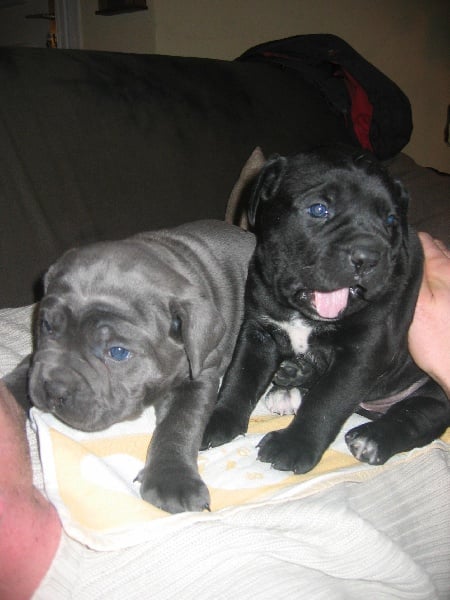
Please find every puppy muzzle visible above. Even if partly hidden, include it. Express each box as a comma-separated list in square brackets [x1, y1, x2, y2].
[29, 355, 113, 431]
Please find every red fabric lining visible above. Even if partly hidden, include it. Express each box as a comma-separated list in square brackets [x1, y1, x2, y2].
[340, 67, 374, 152]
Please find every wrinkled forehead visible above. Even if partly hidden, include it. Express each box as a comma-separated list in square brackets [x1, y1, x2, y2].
[284, 161, 395, 206]
[40, 291, 142, 324]
[43, 249, 165, 325]
[48, 251, 156, 313]
[38, 292, 168, 345]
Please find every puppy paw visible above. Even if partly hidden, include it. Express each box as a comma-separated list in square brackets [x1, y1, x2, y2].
[263, 386, 302, 415]
[345, 424, 390, 465]
[201, 408, 247, 449]
[137, 467, 210, 514]
[257, 429, 321, 473]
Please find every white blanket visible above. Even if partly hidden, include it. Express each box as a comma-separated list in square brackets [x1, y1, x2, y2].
[1, 304, 450, 599]
[29, 404, 378, 550]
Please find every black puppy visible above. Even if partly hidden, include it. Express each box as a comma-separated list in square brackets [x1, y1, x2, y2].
[202, 145, 450, 472]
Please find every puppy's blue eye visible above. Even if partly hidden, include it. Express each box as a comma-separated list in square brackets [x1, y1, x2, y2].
[108, 346, 131, 362]
[308, 203, 329, 218]
[386, 214, 398, 226]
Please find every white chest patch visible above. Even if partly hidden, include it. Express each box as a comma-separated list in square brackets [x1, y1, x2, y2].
[276, 317, 312, 354]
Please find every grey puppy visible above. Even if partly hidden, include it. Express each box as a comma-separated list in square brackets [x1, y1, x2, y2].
[7, 220, 255, 514]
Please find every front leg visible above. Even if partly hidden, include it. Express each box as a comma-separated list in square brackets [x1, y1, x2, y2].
[346, 379, 450, 465]
[201, 319, 282, 449]
[258, 356, 364, 473]
[137, 374, 218, 513]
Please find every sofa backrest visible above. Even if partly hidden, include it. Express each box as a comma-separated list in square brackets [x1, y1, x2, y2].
[0, 47, 352, 307]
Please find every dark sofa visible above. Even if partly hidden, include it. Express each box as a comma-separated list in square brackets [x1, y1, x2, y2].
[1, 46, 448, 309]
[0, 46, 353, 308]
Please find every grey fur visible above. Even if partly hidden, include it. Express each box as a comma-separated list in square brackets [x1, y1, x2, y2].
[19, 220, 255, 513]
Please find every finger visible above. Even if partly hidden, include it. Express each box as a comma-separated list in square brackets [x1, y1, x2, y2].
[433, 238, 450, 258]
[418, 232, 450, 259]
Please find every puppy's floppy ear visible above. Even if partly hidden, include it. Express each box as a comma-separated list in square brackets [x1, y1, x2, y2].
[225, 146, 266, 230]
[43, 248, 77, 292]
[393, 179, 409, 213]
[393, 179, 410, 235]
[169, 295, 226, 380]
[43, 261, 59, 292]
[248, 154, 287, 227]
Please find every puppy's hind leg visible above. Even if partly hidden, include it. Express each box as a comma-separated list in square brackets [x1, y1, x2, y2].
[346, 380, 450, 465]
[263, 385, 302, 416]
[264, 354, 328, 416]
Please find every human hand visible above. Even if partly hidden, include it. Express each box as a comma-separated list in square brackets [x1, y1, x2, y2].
[408, 233, 450, 397]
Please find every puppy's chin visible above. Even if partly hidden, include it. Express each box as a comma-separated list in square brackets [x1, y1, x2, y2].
[41, 403, 145, 431]
[31, 400, 117, 431]
[52, 410, 119, 432]
[31, 385, 144, 432]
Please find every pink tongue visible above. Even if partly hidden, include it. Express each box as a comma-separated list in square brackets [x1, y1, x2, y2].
[314, 288, 349, 319]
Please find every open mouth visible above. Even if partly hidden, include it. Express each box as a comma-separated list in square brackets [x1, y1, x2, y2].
[312, 286, 366, 319]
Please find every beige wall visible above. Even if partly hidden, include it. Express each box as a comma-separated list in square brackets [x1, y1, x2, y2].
[79, 0, 450, 171]
[80, 0, 155, 54]
[0, 0, 49, 47]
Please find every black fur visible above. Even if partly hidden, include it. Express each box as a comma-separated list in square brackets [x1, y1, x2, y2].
[202, 145, 450, 471]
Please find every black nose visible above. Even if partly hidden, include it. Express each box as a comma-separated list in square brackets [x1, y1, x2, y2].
[44, 378, 70, 410]
[350, 246, 380, 274]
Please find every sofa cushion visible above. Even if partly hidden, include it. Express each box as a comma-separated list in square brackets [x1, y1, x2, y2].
[385, 153, 450, 243]
[0, 47, 352, 307]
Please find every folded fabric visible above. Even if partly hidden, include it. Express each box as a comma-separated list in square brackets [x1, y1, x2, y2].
[30, 402, 450, 551]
